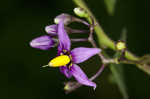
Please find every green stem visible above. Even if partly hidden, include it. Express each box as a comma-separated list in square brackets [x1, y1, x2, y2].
[73, 0, 139, 61]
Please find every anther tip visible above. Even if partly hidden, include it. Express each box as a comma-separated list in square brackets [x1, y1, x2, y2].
[42, 65, 49, 68]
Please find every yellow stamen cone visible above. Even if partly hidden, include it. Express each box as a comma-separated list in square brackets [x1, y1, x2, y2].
[48, 55, 70, 67]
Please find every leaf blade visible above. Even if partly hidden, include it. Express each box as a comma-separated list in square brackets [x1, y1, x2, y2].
[110, 64, 129, 99]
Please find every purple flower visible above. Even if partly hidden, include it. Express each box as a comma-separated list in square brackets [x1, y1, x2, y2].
[48, 21, 101, 89]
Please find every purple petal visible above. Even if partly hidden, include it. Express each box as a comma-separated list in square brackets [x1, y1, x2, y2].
[30, 35, 55, 50]
[70, 64, 96, 89]
[60, 66, 72, 78]
[45, 24, 57, 35]
[71, 47, 101, 63]
[57, 21, 71, 51]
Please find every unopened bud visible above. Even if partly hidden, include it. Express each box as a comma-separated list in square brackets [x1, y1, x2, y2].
[54, 13, 72, 25]
[45, 24, 57, 35]
[116, 41, 126, 51]
[30, 35, 55, 50]
[73, 7, 88, 18]
[64, 82, 81, 94]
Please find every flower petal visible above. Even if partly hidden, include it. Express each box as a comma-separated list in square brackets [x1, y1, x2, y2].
[71, 47, 101, 63]
[45, 24, 57, 35]
[30, 35, 55, 50]
[60, 66, 72, 78]
[57, 21, 71, 51]
[70, 64, 96, 89]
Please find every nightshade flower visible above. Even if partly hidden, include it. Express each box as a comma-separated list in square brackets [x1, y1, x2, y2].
[47, 20, 101, 89]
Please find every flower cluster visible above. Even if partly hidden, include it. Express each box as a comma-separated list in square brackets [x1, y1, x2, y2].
[30, 13, 101, 90]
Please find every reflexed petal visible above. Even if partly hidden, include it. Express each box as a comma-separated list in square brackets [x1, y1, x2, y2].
[71, 47, 101, 63]
[45, 24, 57, 35]
[70, 64, 96, 89]
[58, 21, 71, 51]
[30, 35, 54, 50]
[60, 66, 72, 78]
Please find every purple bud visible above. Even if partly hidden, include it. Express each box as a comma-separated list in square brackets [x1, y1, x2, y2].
[30, 35, 55, 50]
[54, 13, 72, 25]
[45, 24, 58, 35]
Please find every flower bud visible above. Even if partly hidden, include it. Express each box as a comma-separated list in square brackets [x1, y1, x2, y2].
[45, 24, 58, 35]
[64, 81, 81, 94]
[73, 7, 88, 18]
[30, 35, 55, 50]
[64, 83, 70, 91]
[116, 41, 126, 51]
[54, 13, 72, 25]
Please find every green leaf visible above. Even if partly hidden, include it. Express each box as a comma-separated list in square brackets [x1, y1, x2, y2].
[104, 0, 117, 16]
[110, 64, 129, 99]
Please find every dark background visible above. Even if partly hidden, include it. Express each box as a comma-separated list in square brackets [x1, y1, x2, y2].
[1, 0, 150, 99]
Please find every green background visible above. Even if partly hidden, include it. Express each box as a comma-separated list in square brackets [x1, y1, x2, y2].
[2, 0, 150, 99]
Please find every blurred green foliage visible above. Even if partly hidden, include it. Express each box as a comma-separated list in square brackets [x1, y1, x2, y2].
[104, 0, 117, 15]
